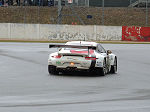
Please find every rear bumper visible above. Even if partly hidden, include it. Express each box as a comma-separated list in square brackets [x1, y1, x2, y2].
[56, 66, 89, 72]
[49, 65, 101, 73]
[47, 64, 89, 72]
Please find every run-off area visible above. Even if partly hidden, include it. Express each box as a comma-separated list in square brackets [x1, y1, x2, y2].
[0, 43, 150, 112]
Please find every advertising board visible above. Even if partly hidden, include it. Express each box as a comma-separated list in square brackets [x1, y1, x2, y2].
[122, 26, 150, 41]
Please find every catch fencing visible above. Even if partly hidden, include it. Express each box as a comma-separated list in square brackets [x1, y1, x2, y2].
[0, 0, 150, 26]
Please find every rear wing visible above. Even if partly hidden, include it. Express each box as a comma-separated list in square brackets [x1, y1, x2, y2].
[49, 44, 97, 50]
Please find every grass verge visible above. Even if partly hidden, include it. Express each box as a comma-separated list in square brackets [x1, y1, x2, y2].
[1, 39, 150, 44]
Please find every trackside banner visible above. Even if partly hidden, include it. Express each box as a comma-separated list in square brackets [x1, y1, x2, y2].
[122, 26, 150, 41]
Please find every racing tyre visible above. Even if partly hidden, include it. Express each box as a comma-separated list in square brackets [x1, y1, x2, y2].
[98, 60, 107, 76]
[48, 65, 58, 75]
[110, 57, 117, 74]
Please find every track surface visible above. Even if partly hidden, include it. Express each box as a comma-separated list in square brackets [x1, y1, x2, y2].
[0, 43, 150, 112]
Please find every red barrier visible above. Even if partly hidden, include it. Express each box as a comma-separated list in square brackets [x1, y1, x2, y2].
[122, 26, 150, 41]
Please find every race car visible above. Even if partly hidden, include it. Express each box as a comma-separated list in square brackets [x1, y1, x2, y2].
[48, 41, 117, 76]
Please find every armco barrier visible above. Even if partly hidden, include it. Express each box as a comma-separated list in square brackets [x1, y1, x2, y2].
[0, 23, 122, 41]
[122, 26, 150, 41]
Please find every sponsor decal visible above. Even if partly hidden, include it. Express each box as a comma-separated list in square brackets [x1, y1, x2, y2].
[122, 26, 150, 41]
[67, 58, 77, 60]
[56, 61, 61, 65]
[96, 61, 102, 67]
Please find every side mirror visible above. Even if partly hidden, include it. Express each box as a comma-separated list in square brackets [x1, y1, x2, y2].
[107, 50, 112, 55]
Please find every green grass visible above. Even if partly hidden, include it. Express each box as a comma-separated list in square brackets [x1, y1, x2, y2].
[1, 39, 150, 44]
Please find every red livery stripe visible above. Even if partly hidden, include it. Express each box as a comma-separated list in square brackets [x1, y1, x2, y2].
[70, 50, 94, 54]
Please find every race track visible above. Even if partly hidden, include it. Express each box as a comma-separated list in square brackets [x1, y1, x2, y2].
[0, 42, 150, 112]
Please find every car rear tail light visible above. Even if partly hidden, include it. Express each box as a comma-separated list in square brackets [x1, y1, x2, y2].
[51, 55, 61, 58]
[85, 57, 97, 60]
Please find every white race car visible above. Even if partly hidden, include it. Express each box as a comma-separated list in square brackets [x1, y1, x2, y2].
[48, 41, 117, 76]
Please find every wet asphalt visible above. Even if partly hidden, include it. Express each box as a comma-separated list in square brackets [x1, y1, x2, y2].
[0, 42, 150, 112]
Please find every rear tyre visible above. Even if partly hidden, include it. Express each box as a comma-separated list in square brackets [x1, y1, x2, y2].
[48, 65, 58, 75]
[100, 60, 107, 76]
[110, 57, 117, 74]
[95, 60, 106, 76]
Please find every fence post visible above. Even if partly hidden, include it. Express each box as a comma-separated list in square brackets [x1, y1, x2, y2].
[102, 0, 104, 25]
[77, 0, 78, 6]
[146, 0, 148, 26]
[130, 0, 132, 5]
[24, 5, 26, 23]
[57, 0, 62, 24]
[38, 0, 40, 23]
[87, 0, 89, 7]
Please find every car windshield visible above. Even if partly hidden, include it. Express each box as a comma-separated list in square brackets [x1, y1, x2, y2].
[64, 48, 86, 50]
[66, 43, 94, 46]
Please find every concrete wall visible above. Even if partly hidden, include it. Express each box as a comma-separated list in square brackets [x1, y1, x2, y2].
[0, 23, 122, 41]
